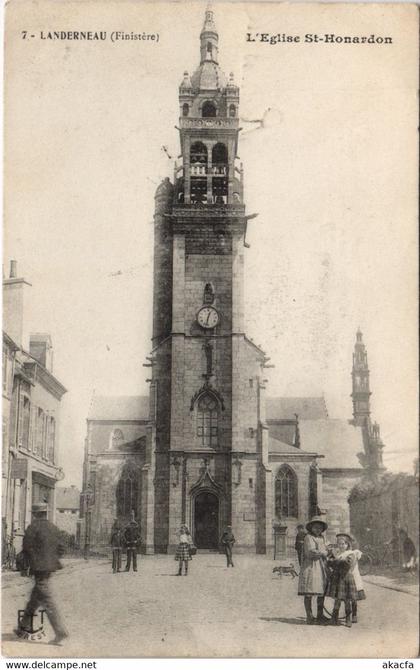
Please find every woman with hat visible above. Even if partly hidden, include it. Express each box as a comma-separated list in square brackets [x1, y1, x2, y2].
[297, 516, 329, 625]
[175, 524, 194, 576]
[326, 533, 366, 627]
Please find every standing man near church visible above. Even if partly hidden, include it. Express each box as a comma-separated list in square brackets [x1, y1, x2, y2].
[16, 502, 68, 645]
[124, 512, 141, 572]
[295, 524, 307, 567]
[220, 525, 236, 568]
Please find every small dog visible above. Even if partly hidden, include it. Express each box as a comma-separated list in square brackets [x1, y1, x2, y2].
[272, 563, 299, 579]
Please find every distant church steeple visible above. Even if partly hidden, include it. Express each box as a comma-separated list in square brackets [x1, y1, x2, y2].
[351, 329, 371, 427]
[200, 5, 219, 64]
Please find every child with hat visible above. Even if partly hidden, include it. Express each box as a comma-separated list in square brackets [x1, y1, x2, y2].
[297, 516, 329, 625]
[326, 533, 366, 627]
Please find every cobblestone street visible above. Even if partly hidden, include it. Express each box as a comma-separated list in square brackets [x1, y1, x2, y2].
[2, 556, 418, 658]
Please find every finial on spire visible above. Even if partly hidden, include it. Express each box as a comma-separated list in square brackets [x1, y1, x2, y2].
[202, 3, 217, 34]
[199, 3, 219, 64]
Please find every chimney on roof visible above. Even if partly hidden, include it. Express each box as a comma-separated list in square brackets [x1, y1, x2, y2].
[30, 333, 54, 372]
[3, 260, 32, 348]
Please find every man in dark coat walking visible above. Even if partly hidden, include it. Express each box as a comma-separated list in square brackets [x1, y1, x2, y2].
[110, 521, 123, 573]
[124, 513, 141, 572]
[220, 526, 235, 567]
[16, 503, 68, 645]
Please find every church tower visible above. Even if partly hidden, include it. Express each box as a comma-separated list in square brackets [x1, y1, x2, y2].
[149, 7, 271, 554]
[351, 329, 371, 427]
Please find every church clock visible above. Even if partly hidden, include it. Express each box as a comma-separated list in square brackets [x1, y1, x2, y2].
[197, 305, 219, 329]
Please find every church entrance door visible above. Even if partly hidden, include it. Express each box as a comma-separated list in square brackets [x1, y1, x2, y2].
[193, 492, 219, 550]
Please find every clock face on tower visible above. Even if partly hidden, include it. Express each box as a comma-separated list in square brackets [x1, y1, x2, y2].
[197, 306, 220, 329]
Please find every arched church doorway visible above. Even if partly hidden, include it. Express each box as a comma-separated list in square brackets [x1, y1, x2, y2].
[193, 491, 219, 549]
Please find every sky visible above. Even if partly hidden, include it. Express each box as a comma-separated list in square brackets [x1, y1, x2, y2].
[3, 1, 418, 487]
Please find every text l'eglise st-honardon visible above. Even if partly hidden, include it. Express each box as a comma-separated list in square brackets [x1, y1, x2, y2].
[246, 32, 393, 44]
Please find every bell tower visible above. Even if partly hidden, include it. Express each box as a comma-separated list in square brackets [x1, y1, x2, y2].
[149, 6, 269, 554]
[351, 329, 372, 427]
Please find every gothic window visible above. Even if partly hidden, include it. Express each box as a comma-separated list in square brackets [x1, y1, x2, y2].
[202, 101, 216, 118]
[196, 394, 218, 448]
[229, 104, 236, 117]
[110, 428, 124, 450]
[275, 465, 298, 518]
[182, 103, 189, 117]
[116, 466, 138, 518]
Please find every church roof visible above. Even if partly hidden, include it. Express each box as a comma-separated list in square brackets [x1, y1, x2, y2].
[190, 61, 227, 90]
[88, 395, 149, 421]
[268, 435, 318, 457]
[299, 419, 364, 470]
[267, 422, 297, 446]
[266, 397, 328, 421]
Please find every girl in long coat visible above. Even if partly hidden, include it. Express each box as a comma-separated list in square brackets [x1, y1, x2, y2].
[175, 525, 193, 576]
[297, 517, 329, 625]
[326, 533, 366, 627]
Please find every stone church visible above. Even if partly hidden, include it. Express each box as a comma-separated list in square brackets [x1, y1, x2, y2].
[81, 8, 385, 555]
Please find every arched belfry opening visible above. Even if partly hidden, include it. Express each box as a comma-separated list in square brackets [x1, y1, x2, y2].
[202, 101, 217, 118]
[212, 143, 228, 203]
[190, 141, 208, 204]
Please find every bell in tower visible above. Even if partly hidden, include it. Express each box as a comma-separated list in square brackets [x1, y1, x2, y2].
[176, 7, 241, 206]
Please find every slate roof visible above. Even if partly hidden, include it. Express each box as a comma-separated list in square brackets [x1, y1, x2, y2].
[267, 422, 297, 447]
[266, 397, 328, 421]
[88, 395, 149, 421]
[55, 486, 80, 510]
[298, 420, 364, 470]
[269, 435, 318, 456]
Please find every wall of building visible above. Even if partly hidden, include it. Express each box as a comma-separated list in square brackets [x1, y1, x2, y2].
[56, 508, 79, 536]
[349, 474, 419, 555]
[322, 470, 363, 541]
[87, 421, 147, 455]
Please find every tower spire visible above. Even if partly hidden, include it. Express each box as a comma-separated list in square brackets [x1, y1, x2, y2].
[200, 4, 219, 64]
[351, 329, 371, 426]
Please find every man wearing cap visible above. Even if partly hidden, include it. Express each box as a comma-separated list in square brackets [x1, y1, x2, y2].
[297, 516, 329, 625]
[124, 513, 141, 572]
[220, 525, 236, 568]
[16, 503, 68, 645]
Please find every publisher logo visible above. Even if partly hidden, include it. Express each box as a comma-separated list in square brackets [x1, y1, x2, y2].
[16, 609, 47, 641]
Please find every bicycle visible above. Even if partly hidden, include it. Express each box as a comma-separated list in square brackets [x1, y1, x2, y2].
[358, 542, 395, 576]
[2, 536, 16, 571]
